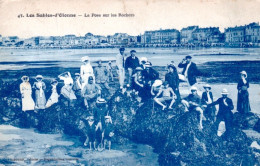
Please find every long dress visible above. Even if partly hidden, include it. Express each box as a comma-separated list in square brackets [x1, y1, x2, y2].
[33, 81, 46, 109]
[45, 84, 59, 108]
[80, 62, 95, 88]
[237, 78, 251, 114]
[20, 82, 35, 111]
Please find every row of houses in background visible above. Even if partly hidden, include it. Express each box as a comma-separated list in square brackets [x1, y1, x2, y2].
[1, 22, 260, 48]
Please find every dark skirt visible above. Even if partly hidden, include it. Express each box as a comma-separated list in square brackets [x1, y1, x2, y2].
[237, 90, 251, 114]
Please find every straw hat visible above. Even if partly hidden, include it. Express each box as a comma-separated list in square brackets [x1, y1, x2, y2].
[145, 62, 152, 68]
[135, 67, 143, 71]
[203, 84, 211, 90]
[36, 75, 43, 79]
[81, 56, 90, 62]
[96, 98, 106, 104]
[240, 71, 247, 78]
[75, 73, 80, 76]
[221, 88, 229, 95]
[86, 115, 94, 121]
[153, 80, 163, 87]
[51, 79, 58, 85]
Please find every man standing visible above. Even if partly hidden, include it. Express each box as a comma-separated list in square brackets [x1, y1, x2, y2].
[178, 55, 200, 86]
[94, 60, 110, 94]
[208, 89, 234, 134]
[125, 50, 140, 85]
[165, 64, 181, 102]
[116, 47, 126, 89]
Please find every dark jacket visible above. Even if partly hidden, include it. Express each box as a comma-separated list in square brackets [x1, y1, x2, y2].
[178, 62, 200, 86]
[125, 56, 140, 70]
[201, 91, 213, 105]
[209, 97, 234, 115]
[184, 94, 201, 105]
[142, 68, 159, 84]
[165, 70, 179, 90]
[237, 78, 249, 90]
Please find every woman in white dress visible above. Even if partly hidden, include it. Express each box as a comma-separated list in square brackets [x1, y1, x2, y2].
[20, 76, 35, 111]
[46, 79, 59, 108]
[80, 56, 95, 89]
[58, 72, 77, 103]
[33, 75, 46, 109]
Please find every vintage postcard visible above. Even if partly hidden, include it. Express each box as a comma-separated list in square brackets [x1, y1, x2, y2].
[0, 0, 260, 165]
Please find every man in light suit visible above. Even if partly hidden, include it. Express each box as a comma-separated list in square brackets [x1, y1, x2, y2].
[178, 55, 200, 86]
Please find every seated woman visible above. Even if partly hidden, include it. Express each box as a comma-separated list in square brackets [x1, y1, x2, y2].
[58, 72, 77, 107]
[45, 79, 59, 108]
[154, 81, 176, 110]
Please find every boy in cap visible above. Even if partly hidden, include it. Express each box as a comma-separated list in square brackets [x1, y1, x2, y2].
[201, 84, 216, 122]
[208, 89, 234, 134]
[154, 81, 176, 110]
[181, 86, 205, 130]
[125, 50, 140, 85]
[102, 115, 114, 151]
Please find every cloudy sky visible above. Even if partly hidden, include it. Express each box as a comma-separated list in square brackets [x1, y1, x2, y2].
[0, 0, 260, 38]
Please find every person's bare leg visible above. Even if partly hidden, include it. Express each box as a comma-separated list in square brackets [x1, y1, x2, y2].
[154, 98, 166, 110]
[94, 141, 97, 150]
[89, 142, 92, 150]
[169, 98, 175, 109]
[104, 139, 107, 150]
[196, 107, 204, 129]
[108, 141, 111, 151]
[181, 100, 189, 112]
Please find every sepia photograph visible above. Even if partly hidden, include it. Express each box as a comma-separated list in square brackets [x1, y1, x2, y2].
[0, 0, 260, 165]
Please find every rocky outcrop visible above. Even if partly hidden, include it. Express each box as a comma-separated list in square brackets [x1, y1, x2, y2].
[0, 79, 259, 165]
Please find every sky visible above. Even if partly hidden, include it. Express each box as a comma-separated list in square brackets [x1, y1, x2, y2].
[0, 0, 260, 38]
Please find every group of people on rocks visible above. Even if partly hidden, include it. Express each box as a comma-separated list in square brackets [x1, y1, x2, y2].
[19, 46, 252, 150]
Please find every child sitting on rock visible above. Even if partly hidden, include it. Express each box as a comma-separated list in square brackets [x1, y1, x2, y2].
[154, 81, 176, 110]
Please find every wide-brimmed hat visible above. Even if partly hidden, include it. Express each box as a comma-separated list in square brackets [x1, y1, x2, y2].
[190, 86, 198, 91]
[240, 71, 247, 78]
[36, 75, 43, 79]
[221, 88, 229, 95]
[203, 84, 211, 90]
[21, 75, 29, 81]
[81, 56, 90, 62]
[153, 80, 163, 87]
[75, 73, 80, 76]
[96, 98, 106, 104]
[135, 67, 143, 71]
[108, 61, 112, 64]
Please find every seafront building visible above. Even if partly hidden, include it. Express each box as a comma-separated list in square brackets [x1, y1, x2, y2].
[1, 22, 260, 48]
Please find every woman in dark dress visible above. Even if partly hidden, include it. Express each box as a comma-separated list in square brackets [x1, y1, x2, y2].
[237, 71, 251, 114]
